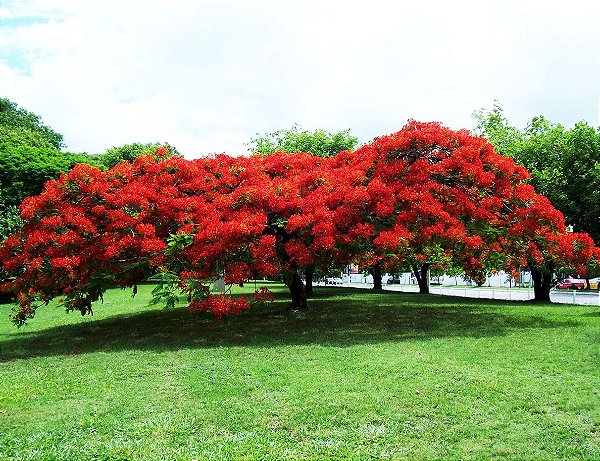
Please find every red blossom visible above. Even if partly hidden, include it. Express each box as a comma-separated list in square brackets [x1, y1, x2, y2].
[253, 287, 275, 303]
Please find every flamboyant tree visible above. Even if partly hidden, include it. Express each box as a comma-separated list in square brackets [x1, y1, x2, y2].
[346, 122, 527, 293]
[2, 121, 599, 324]
[0, 149, 275, 323]
[0, 147, 365, 321]
[247, 125, 359, 293]
[341, 121, 600, 298]
[492, 190, 600, 301]
[249, 150, 375, 309]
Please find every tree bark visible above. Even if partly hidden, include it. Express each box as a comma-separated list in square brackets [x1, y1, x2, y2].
[285, 269, 308, 312]
[412, 263, 431, 294]
[530, 267, 552, 301]
[305, 265, 314, 295]
[370, 263, 383, 290]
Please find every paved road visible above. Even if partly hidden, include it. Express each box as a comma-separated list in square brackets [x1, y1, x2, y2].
[318, 282, 600, 306]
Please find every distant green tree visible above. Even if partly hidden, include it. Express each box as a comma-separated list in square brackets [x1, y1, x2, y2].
[0, 98, 183, 244]
[0, 125, 58, 150]
[0, 144, 102, 209]
[0, 98, 64, 149]
[248, 124, 358, 158]
[473, 103, 600, 244]
[99, 142, 181, 169]
[0, 98, 103, 242]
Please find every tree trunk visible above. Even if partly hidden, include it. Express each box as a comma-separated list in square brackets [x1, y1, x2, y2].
[412, 263, 431, 294]
[530, 267, 552, 301]
[305, 265, 314, 295]
[0, 290, 16, 304]
[370, 263, 383, 290]
[285, 269, 308, 312]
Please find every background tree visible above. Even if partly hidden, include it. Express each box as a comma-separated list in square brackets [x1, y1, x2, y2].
[248, 124, 358, 158]
[0, 98, 179, 244]
[0, 98, 103, 243]
[473, 103, 600, 244]
[247, 125, 358, 293]
[0, 97, 64, 149]
[99, 142, 181, 169]
[0, 144, 101, 210]
[0, 190, 21, 242]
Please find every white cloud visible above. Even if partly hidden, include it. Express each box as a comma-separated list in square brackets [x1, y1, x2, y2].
[1, 0, 599, 157]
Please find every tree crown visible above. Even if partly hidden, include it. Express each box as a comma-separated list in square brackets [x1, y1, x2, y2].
[247, 124, 358, 157]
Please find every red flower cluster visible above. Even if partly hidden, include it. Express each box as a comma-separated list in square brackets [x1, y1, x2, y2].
[253, 286, 275, 303]
[189, 294, 250, 320]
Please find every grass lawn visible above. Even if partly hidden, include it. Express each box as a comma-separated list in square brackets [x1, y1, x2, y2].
[0, 284, 599, 460]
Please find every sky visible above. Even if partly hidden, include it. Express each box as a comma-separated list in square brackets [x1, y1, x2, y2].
[1, 0, 599, 158]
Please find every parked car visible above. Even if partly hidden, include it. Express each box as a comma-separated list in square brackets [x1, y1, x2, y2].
[555, 278, 586, 290]
[386, 275, 402, 284]
[589, 277, 600, 290]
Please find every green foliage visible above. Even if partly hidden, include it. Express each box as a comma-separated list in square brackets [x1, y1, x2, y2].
[148, 270, 182, 310]
[0, 97, 64, 149]
[0, 143, 102, 209]
[472, 102, 524, 158]
[248, 124, 358, 157]
[0, 285, 598, 459]
[0, 125, 58, 149]
[99, 141, 181, 168]
[474, 103, 600, 243]
[0, 201, 21, 243]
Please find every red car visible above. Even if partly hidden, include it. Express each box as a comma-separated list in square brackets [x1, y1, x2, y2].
[556, 278, 585, 290]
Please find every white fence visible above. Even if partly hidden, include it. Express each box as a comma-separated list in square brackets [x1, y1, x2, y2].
[317, 281, 600, 306]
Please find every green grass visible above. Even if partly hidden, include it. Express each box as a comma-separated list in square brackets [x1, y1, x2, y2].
[1, 284, 599, 460]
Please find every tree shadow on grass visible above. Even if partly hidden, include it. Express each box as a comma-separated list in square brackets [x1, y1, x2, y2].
[0, 290, 581, 361]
